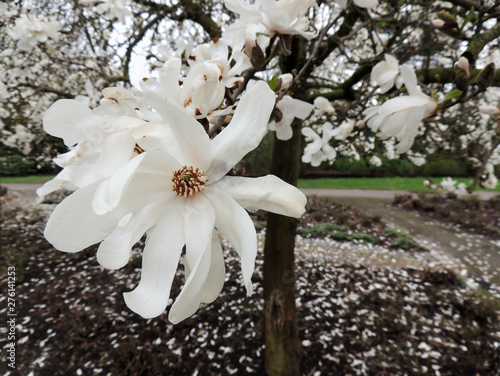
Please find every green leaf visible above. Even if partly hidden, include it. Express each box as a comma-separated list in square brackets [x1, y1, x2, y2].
[460, 7, 474, 31]
[443, 89, 463, 101]
[269, 74, 278, 91]
[377, 21, 386, 28]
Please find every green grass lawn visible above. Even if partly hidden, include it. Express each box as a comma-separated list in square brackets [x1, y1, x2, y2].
[1, 175, 499, 192]
[0, 175, 56, 184]
[298, 176, 500, 192]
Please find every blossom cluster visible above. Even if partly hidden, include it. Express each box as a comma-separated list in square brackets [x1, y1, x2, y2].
[38, 0, 320, 323]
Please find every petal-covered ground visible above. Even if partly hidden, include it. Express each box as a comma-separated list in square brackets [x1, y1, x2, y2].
[1, 189, 500, 376]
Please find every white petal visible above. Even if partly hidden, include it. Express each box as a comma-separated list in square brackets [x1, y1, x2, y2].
[337, 0, 347, 9]
[207, 80, 275, 182]
[354, 0, 377, 8]
[277, 96, 314, 119]
[199, 230, 225, 303]
[322, 144, 337, 160]
[384, 54, 399, 67]
[92, 153, 146, 215]
[377, 95, 429, 117]
[184, 194, 215, 272]
[301, 127, 320, 141]
[400, 64, 420, 96]
[168, 231, 220, 324]
[214, 175, 307, 218]
[379, 110, 408, 137]
[37, 177, 76, 196]
[43, 99, 101, 146]
[44, 182, 124, 253]
[159, 58, 182, 100]
[123, 199, 185, 319]
[205, 187, 257, 295]
[95, 130, 135, 177]
[309, 150, 325, 167]
[273, 120, 294, 141]
[140, 91, 212, 170]
[96, 199, 170, 269]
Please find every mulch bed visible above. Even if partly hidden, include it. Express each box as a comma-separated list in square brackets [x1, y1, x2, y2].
[1, 194, 500, 375]
[393, 193, 500, 238]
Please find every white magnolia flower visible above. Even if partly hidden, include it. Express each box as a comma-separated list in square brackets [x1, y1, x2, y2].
[42, 81, 307, 323]
[301, 123, 337, 166]
[224, 0, 318, 40]
[3, 125, 35, 155]
[7, 14, 62, 52]
[439, 177, 468, 195]
[37, 88, 147, 196]
[222, 21, 271, 57]
[80, 0, 132, 24]
[337, 0, 377, 9]
[142, 57, 227, 118]
[369, 155, 382, 167]
[482, 163, 498, 189]
[330, 119, 355, 141]
[268, 96, 314, 140]
[363, 64, 437, 154]
[313, 96, 335, 114]
[189, 39, 252, 88]
[371, 54, 403, 93]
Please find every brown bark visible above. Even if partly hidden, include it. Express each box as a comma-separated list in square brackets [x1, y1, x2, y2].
[263, 118, 302, 376]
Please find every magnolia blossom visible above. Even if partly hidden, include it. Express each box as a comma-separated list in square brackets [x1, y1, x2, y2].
[188, 39, 252, 89]
[7, 14, 62, 52]
[364, 65, 437, 154]
[37, 88, 147, 196]
[81, 0, 131, 24]
[3, 125, 35, 155]
[41, 81, 307, 323]
[369, 155, 382, 167]
[314, 96, 335, 114]
[330, 119, 355, 141]
[224, 0, 317, 40]
[482, 163, 498, 189]
[139, 58, 225, 118]
[302, 123, 337, 166]
[439, 177, 468, 195]
[268, 96, 314, 140]
[222, 21, 271, 59]
[371, 54, 403, 93]
[337, 0, 377, 9]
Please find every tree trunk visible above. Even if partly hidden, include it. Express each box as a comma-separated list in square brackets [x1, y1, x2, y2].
[263, 118, 302, 376]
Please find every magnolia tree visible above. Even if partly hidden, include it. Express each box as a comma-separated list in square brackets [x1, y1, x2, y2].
[2, 0, 500, 375]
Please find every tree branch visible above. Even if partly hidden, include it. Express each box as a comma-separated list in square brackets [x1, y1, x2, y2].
[464, 22, 500, 65]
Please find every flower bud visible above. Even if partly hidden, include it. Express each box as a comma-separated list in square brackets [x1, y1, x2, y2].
[436, 10, 458, 25]
[355, 120, 365, 130]
[455, 57, 470, 91]
[275, 73, 294, 91]
[457, 57, 470, 78]
[432, 11, 462, 39]
[431, 19, 445, 28]
[476, 63, 496, 92]
[250, 45, 265, 68]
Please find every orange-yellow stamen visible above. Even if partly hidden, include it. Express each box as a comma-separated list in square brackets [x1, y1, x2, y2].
[172, 166, 208, 197]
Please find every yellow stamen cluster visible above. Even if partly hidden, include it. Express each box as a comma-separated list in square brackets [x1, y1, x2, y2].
[172, 166, 208, 197]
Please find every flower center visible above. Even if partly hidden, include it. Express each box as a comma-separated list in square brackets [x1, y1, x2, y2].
[172, 166, 208, 197]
